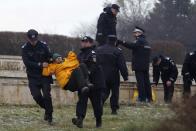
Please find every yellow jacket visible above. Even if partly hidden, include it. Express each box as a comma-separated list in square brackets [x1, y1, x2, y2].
[42, 51, 79, 89]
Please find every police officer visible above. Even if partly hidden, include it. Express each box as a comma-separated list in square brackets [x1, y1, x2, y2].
[72, 36, 105, 128]
[117, 26, 152, 103]
[96, 4, 120, 45]
[152, 55, 178, 103]
[21, 29, 53, 124]
[182, 51, 196, 98]
[96, 36, 128, 114]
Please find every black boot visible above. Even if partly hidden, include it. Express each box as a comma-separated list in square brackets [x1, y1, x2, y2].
[111, 110, 117, 115]
[72, 117, 83, 128]
[47, 113, 53, 125]
[96, 117, 102, 128]
[44, 112, 48, 121]
[72, 117, 78, 125]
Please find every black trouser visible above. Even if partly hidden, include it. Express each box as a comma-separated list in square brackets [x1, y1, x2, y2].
[64, 64, 87, 92]
[76, 88, 103, 119]
[163, 81, 174, 103]
[183, 76, 195, 97]
[135, 71, 152, 102]
[28, 77, 53, 114]
[102, 77, 120, 111]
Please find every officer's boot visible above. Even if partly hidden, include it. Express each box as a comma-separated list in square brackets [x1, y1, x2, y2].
[111, 109, 117, 115]
[72, 117, 83, 128]
[72, 117, 78, 125]
[96, 117, 102, 128]
[44, 111, 48, 121]
[76, 117, 83, 128]
[47, 113, 53, 125]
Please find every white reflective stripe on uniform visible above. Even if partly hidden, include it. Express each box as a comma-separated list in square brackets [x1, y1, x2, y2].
[169, 78, 174, 81]
[144, 46, 151, 49]
[108, 35, 116, 37]
[185, 72, 190, 75]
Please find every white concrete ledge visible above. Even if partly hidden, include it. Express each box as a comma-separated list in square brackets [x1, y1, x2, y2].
[0, 55, 195, 106]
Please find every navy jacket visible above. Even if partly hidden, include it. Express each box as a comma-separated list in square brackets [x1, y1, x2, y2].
[120, 35, 151, 71]
[182, 51, 196, 78]
[153, 56, 178, 85]
[96, 7, 117, 43]
[78, 46, 105, 89]
[96, 44, 128, 83]
[22, 41, 52, 82]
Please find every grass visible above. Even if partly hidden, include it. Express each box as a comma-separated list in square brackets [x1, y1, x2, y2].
[0, 104, 174, 131]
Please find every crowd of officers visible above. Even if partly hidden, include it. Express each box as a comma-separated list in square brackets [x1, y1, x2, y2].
[21, 3, 196, 129]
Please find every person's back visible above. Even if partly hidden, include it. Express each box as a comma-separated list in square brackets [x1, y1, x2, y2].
[96, 44, 127, 81]
[96, 37, 128, 114]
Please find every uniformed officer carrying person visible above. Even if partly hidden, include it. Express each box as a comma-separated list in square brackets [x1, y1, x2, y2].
[96, 4, 120, 45]
[152, 55, 178, 103]
[96, 36, 128, 115]
[72, 36, 105, 128]
[117, 26, 152, 103]
[21, 29, 53, 124]
[182, 51, 196, 98]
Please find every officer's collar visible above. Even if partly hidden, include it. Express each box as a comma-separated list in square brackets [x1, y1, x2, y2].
[27, 40, 40, 47]
[136, 34, 145, 39]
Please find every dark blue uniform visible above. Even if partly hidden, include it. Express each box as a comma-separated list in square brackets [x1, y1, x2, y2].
[96, 42, 128, 112]
[153, 56, 178, 102]
[117, 34, 152, 102]
[182, 51, 196, 97]
[76, 46, 105, 126]
[96, 7, 117, 45]
[22, 41, 53, 116]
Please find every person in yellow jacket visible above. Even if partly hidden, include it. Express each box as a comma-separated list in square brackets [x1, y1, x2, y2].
[42, 51, 90, 92]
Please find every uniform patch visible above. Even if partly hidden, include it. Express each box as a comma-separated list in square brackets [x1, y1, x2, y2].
[190, 52, 194, 56]
[21, 43, 27, 49]
[41, 41, 47, 44]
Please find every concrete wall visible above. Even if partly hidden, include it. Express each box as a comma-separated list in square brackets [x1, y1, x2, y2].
[0, 55, 195, 106]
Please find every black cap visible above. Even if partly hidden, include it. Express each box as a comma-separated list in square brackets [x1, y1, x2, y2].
[27, 29, 38, 40]
[133, 26, 145, 33]
[111, 4, 120, 12]
[81, 36, 94, 43]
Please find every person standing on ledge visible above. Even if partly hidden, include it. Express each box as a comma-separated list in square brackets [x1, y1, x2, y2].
[96, 4, 120, 46]
[21, 29, 53, 124]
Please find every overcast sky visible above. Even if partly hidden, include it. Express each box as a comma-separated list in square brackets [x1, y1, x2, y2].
[0, 0, 115, 36]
